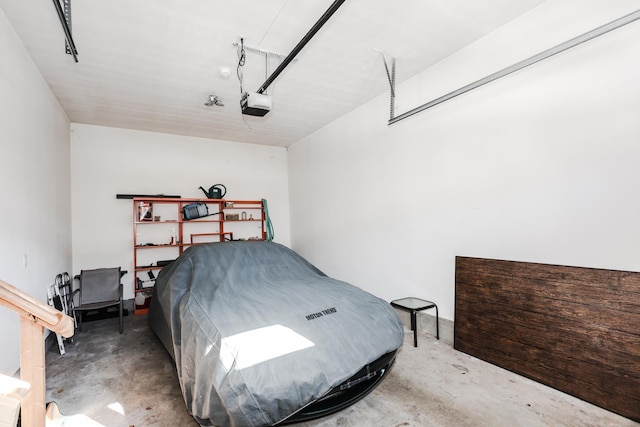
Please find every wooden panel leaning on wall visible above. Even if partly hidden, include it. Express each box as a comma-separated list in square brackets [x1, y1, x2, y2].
[454, 256, 640, 422]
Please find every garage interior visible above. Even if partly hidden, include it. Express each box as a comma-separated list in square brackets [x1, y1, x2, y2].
[1, 0, 640, 426]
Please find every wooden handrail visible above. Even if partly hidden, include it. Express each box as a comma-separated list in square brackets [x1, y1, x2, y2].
[0, 280, 74, 337]
[0, 278, 75, 427]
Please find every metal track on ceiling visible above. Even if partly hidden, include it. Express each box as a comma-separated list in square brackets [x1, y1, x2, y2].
[387, 9, 640, 125]
[255, 0, 346, 95]
[52, 0, 78, 62]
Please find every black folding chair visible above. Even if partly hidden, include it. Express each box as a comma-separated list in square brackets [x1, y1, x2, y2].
[72, 267, 124, 334]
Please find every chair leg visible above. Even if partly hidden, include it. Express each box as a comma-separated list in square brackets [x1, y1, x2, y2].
[76, 311, 82, 332]
[411, 311, 418, 347]
[119, 301, 123, 334]
[435, 304, 440, 340]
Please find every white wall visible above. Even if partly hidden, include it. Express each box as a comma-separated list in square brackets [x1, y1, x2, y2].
[288, 0, 640, 320]
[0, 10, 72, 373]
[70, 124, 290, 300]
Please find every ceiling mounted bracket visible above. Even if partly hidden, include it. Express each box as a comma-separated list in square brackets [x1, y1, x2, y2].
[63, 0, 72, 55]
[379, 52, 396, 122]
[52, 0, 78, 62]
[232, 41, 293, 94]
[232, 42, 289, 61]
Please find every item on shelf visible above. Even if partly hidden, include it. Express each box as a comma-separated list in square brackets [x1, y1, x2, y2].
[134, 292, 146, 306]
[117, 193, 181, 199]
[183, 202, 209, 220]
[134, 291, 152, 310]
[198, 184, 227, 199]
[136, 276, 155, 289]
[138, 201, 153, 221]
[225, 213, 240, 221]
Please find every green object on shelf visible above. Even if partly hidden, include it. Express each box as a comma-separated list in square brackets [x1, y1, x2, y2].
[262, 199, 274, 241]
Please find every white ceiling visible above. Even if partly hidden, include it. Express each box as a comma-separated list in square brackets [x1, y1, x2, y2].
[1, 0, 544, 147]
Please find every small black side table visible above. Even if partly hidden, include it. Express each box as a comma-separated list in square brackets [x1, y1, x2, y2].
[391, 297, 439, 347]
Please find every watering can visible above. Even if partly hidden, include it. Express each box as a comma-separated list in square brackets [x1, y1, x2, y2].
[199, 184, 227, 199]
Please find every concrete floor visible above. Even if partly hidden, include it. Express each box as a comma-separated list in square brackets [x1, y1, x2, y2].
[45, 314, 638, 427]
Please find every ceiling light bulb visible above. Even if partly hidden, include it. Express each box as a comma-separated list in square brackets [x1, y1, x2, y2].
[204, 95, 224, 107]
[219, 67, 232, 79]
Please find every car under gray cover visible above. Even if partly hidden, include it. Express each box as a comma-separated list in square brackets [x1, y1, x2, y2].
[148, 241, 404, 426]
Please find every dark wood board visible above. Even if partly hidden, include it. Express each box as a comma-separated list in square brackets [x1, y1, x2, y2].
[454, 256, 640, 422]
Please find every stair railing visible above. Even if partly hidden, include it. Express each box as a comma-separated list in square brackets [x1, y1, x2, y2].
[0, 279, 74, 427]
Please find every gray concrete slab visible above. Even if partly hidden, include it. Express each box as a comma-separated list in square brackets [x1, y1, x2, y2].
[45, 314, 638, 427]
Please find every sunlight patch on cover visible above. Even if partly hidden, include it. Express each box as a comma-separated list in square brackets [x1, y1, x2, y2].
[219, 325, 314, 371]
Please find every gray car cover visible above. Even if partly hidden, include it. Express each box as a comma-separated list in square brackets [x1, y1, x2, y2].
[149, 241, 403, 427]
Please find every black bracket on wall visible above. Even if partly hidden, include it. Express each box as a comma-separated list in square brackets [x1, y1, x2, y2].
[52, 0, 78, 62]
